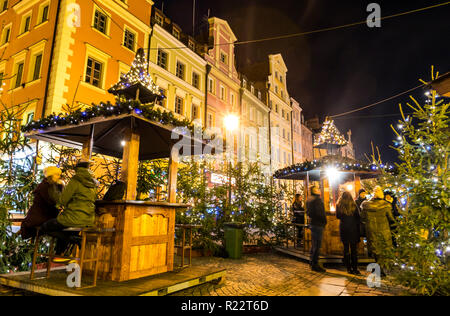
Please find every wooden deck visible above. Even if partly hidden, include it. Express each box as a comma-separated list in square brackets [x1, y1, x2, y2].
[0, 265, 226, 296]
[275, 247, 376, 264]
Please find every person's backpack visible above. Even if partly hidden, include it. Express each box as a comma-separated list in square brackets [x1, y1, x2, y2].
[103, 180, 126, 201]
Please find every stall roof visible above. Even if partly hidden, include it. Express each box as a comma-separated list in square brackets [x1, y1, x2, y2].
[275, 169, 381, 181]
[25, 113, 208, 161]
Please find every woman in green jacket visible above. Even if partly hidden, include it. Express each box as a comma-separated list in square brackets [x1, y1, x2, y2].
[361, 186, 395, 264]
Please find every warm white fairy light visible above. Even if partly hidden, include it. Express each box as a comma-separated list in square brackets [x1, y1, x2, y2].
[314, 118, 348, 148]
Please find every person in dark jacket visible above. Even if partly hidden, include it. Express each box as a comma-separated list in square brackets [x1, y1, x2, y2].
[361, 187, 395, 266]
[19, 167, 63, 240]
[41, 160, 98, 260]
[355, 189, 368, 238]
[306, 186, 327, 273]
[384, 191, 400, 247]
[336, 191, 361, 275]
[291, 194, 305, 246]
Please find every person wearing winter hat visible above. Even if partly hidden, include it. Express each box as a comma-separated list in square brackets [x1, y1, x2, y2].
[19, 166, 64, 240]
[40, 160, 98, 262]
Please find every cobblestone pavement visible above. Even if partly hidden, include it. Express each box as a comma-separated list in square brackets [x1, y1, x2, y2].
[0, 252, 408, 296]
[170, 253, 408, 296]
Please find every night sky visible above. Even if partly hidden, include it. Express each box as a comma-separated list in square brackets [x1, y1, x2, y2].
[154, 0, 449, 162]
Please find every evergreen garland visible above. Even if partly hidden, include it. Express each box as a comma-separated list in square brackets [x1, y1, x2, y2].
[22, 100, 199, 134]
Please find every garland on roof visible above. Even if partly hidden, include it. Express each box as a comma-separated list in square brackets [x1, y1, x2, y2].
[21, 100, 198, 134]
[274, 158, 395, 179]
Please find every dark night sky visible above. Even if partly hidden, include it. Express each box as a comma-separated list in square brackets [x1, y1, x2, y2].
[153, 0, 449, 162]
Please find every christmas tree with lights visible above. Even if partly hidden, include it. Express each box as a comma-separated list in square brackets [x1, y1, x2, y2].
[108, 48, 163, 104]
[313, 117, 348, 149]
[380, 69, 449, 296]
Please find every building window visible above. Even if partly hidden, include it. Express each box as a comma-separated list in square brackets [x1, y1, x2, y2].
[93, 10, 108, 34]
[175, 96, 183, 115]
[85, 57, 103, 88]
[220, 85, 226, 101]
[192, 72, 200, 89]
[39, 3, 49, 24]
[0, 72, 3, 88]
[14, 62, 24, 88]
[188, 41, 195, 51]
[258, 91, 262, 100]
[1, 26, 10, 45]
[1, 1, 7, 12]
[21, 14, 32, 34]
[154, 14, 163, 27]
[220, 52, 228, 65]
[176, 61, 185, 80]
[123, 29, 136, 51]
[156, 88, 166, 107]
[230, 93, 235, 106]
[157, 49, 168, 70]
[32, 53, 43, 81]
[281, 90, 284, 99]
[192, 105, 199, 120]
[208, 78, 214, 94]
[26, 112, 34, 124]
[275, 104, 278, 113]
[172, 28, 180, 39]
[207, 113, 214, 128]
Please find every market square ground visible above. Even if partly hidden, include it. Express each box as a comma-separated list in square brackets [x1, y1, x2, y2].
[0, 253, 409, 296]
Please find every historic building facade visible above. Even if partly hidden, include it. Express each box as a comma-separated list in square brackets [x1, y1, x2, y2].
[0, 0, 153, 124]
[149, 7, 207, 126]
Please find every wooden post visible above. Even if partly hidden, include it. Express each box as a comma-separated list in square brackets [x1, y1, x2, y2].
[167, 149, 179, 204]
[81, 125, 95, 160]
[121, 126, 140, 201]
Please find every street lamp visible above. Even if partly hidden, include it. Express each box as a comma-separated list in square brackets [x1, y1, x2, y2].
[224, 114, 239, 133]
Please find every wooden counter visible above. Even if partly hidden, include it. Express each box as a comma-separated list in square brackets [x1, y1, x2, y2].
[84, 201, 190, 282]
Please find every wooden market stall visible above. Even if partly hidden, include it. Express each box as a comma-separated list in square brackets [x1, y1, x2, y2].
[273, 157, 388, 264]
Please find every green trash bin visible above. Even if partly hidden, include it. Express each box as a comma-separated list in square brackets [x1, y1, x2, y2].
[224, 222, 245, 259]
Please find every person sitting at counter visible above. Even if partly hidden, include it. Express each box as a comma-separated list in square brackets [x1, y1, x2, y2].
[19, 166, 64, 240]
[40, 160, 98, 262]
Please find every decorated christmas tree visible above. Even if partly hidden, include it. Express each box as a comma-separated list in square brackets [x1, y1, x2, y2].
[380, 69, 449, 296]
[313, 117, 348, 149]
[108, 48, 163, 104]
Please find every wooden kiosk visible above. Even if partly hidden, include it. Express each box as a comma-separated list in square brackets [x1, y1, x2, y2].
[25, 111, 207, 281]
[273, 157, 384, 264]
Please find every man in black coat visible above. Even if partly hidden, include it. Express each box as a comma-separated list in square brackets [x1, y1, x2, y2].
[306, 186, 327, 273]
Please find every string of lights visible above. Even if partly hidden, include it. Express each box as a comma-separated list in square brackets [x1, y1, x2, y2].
[90, 0, 450, 51]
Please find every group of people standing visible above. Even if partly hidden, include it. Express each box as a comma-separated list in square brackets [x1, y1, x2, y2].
[19, 160, 98, 262]
[292, 185, 399, 274]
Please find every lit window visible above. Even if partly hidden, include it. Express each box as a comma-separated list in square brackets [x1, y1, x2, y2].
[26, 112, 34, 124]
[208, 78, 214, 94]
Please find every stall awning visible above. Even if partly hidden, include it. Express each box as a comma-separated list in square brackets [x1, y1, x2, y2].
[25, 113, 208, 161]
